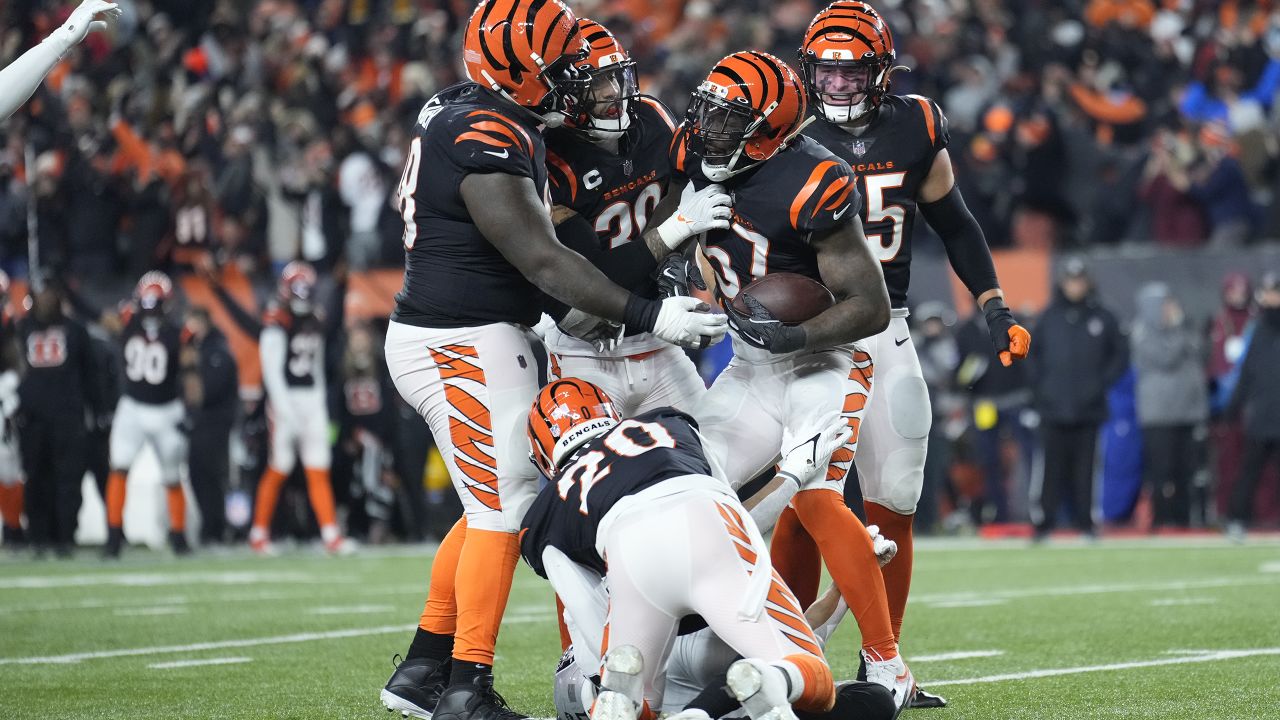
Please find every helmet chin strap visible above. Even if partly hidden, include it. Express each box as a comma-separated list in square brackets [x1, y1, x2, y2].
[702, 114, 817, 181]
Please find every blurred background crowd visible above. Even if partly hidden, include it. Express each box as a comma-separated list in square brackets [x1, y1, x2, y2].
[1, 0, 1279, 552]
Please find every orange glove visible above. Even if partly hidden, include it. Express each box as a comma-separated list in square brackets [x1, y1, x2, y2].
[983, 299, 1031, 367]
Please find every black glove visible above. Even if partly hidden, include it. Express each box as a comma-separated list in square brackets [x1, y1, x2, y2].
[982, 297, 1031, 367]
[726, 293, 806, 354]
[654, 243, 706, 299]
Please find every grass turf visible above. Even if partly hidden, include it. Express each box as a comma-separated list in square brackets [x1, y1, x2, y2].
[2, 537, 1278, 719]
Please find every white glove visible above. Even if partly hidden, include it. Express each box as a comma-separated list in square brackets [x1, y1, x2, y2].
[651, 296, 727, 349]
[866, 524, 899, 567]
[778, 419, 854, 487]
[51, 1, 122, 50]
[558, 308, 624, 353]
[655, 182, 733, 250]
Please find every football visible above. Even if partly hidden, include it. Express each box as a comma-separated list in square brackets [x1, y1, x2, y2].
[731, 273, 836, 324]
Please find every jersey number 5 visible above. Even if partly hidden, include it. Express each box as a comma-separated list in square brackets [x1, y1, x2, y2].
[556, 419, 676, 514]
[862, 171, 907, 262]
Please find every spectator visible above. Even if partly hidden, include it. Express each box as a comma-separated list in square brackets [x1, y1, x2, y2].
[1131, 283, 1208, 529]
[183, 306, 239, 545]
[1137, 126, 1208, 247]
[1186, 123, 1259, 246]
[1208, 272, 1260, 518]
[1029, 258, 1128, 540]
[1225, 272, 1280, 539]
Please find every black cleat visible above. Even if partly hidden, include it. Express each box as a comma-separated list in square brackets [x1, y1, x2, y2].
[431, 673, 527, 720]
[2, 525, 27, 551]
[103, 527, 124, 559]
[908, 686, 948, 709]
[169, 531, 192, 556]
[381, 655, 452, 719]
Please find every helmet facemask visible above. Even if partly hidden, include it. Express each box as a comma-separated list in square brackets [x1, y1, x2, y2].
[804, 58, 887, 124]
[575, 60, 638, 141]
[529, 48, 592, 128]
[685, 91, 770, 182]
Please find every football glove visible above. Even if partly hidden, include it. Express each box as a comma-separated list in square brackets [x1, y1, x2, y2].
[651, 296, 727, 349]
[983, 298, 1030, 367]
[865, 524, 899, 567]
[557, 308, 624, 353]
[777, 419, 854, 488]
[653, 242, 707, 299]
[53, 0, 122, 49]
[726, 292, 806, 354]
[654, 182, 732, 251]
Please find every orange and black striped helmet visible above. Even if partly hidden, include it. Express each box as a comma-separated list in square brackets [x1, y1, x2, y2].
[799, 1, 897, 124]
[685, 51, 808, 182]
[527, 377, 620, 477]
[135, 270, 173, 312]
[462, 0, 589, 126]
[564, 18, 638, 137]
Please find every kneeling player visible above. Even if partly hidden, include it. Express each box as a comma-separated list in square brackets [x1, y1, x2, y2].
[522, 378, 835, 720]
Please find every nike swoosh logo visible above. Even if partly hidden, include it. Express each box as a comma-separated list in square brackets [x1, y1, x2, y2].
[894, 337, 909, 346]
[483, 148, 509, 159]
[833, 205, 850, 220]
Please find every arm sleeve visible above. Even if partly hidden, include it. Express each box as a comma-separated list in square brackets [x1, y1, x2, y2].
[0, 36, 72, 121]
[919, 185, 999, 299]
[259, 326, 290, 411]
[211, 284, 264, 337]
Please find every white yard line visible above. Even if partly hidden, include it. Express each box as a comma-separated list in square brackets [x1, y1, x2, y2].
[308, 605, 395, 615]
[1148, 597, 1216, 607]
[114, 606, 189, 616]
[909, 650, 1004, 663]
[928, 648, 1280, 687]
[911, 574, 1280, 605]
[148, 657, 252, 670]
[1259, 561, 1280, 573]
[922, 599, 1007, 609]
[0, 570, 320, 590]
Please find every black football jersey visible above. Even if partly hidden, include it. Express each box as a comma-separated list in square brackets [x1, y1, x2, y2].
[520, 407, 713, 577]
[671, 130, 862, 303]
[119, 310, 184, 404]
[264, 305, 325, 389]
[803, 94, 949, 308]
[392, 82, 550, 329]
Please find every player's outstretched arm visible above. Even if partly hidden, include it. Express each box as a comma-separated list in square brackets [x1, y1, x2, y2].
[462, 172, 726, 349]
[805, 216, 891, 350]
[918, 149, 1029, 365]
[0, 1, 121, 120]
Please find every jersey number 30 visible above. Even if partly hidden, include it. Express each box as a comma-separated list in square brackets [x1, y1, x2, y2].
[556, 419, 676, 514]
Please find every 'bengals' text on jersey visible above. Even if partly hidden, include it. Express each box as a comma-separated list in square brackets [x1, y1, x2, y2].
[804, 94, 949, 308]
[392, 82, 550, 329]
[520, 407, 712, 577]
[672, 130, 862, 302]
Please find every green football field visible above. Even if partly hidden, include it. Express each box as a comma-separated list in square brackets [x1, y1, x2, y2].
[2, 537, 1279, 719]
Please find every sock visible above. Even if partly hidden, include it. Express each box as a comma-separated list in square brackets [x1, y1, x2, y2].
[769, 505, 821, 609]
[452, 528, 520, 665]
[450, 659, 493, 686]
[166, 485, 186, 532]
[783, 653, 835, 713]
[304, 467, 338, 529]
[683, 670, 738, 718]
[795, 490, 896, 660]
[106, 471, 128, 529]
[555, 595, 572, 652]
[0, 483, 22, 528]
[406, 627, 455, 663]
[420, 516, 467, 635]
[864, 502, 914, 643]
[252, 467, 288, 532]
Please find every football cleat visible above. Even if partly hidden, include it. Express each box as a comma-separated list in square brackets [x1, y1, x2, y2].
[861, 651, 912, 716]
[592, 645, 645, 720]
[249, 527, 277, 556]
[908, 685, 948, 709]
[382, 655, 452, 719]
[102, 527, 124, 559]
[726, 659, 798, 720]
[325, 535, 358, 556]
[169, 531, 192, 556]
[432, 673, 528, 720]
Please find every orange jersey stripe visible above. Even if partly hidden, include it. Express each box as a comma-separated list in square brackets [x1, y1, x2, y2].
[640, 97, 676, 131]
[466, 110, 533, 154]
[815, 176, 850, 215]
[546, 150, 578, 203]
[455, 131, 511, 149]
[789, 160, 838, 231]
[914, 96, 936, 146]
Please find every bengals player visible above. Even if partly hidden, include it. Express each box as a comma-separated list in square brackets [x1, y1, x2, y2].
[795, 3, 1031, 707]
[676, 51, 913, 711]
[380, 2, 726, 719]
[539, 17, 719, 416]
[103, 272, 195, 557]
[0, 271, 23, 549]
[521, 378, 836, 720]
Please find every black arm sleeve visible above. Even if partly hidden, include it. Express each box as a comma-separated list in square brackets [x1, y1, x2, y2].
[211, 284, 264, 337]
[919, 185, 999, 300]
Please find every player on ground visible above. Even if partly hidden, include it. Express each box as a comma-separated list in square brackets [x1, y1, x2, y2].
[210, 261, 352, 556]
[674, 50, 911, 711]
[102, 272, 194, 557]
[521, 378, 836, 720]
[0, 0, 121, 120]
[795, 3, 1031, 706]
[539, 17, 719, 416]
[0, 271, 23, 549]
[380, 2, 727, 719]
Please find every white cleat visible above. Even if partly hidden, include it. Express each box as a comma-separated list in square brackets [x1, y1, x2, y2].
[325, 535, 359, 556]
[591, 690, 638, 720]
[663, 710, 711, 720]
[726, 659, 798, 720]
[379, 688, 433, 719]
[599, 644, 645, 707]
[861, 651, 913, 716]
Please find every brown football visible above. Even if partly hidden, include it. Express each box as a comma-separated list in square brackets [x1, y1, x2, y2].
[731, 273, 836, 324]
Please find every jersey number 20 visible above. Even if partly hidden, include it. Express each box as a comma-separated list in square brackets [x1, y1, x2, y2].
[556, 419, 676, 514]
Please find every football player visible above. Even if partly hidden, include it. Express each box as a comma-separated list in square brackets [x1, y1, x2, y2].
[103, 272, 195, 557]
[522, 378, 836, 720]
[0, 270, 23, 548]
[210, 261, 351, 556]
[379, 2, 726, 718]
[795, 3, 1031, 707]
[539, 17, 721, 416]
[674, 51, 912, 711]
[0, 1, 121, 120]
